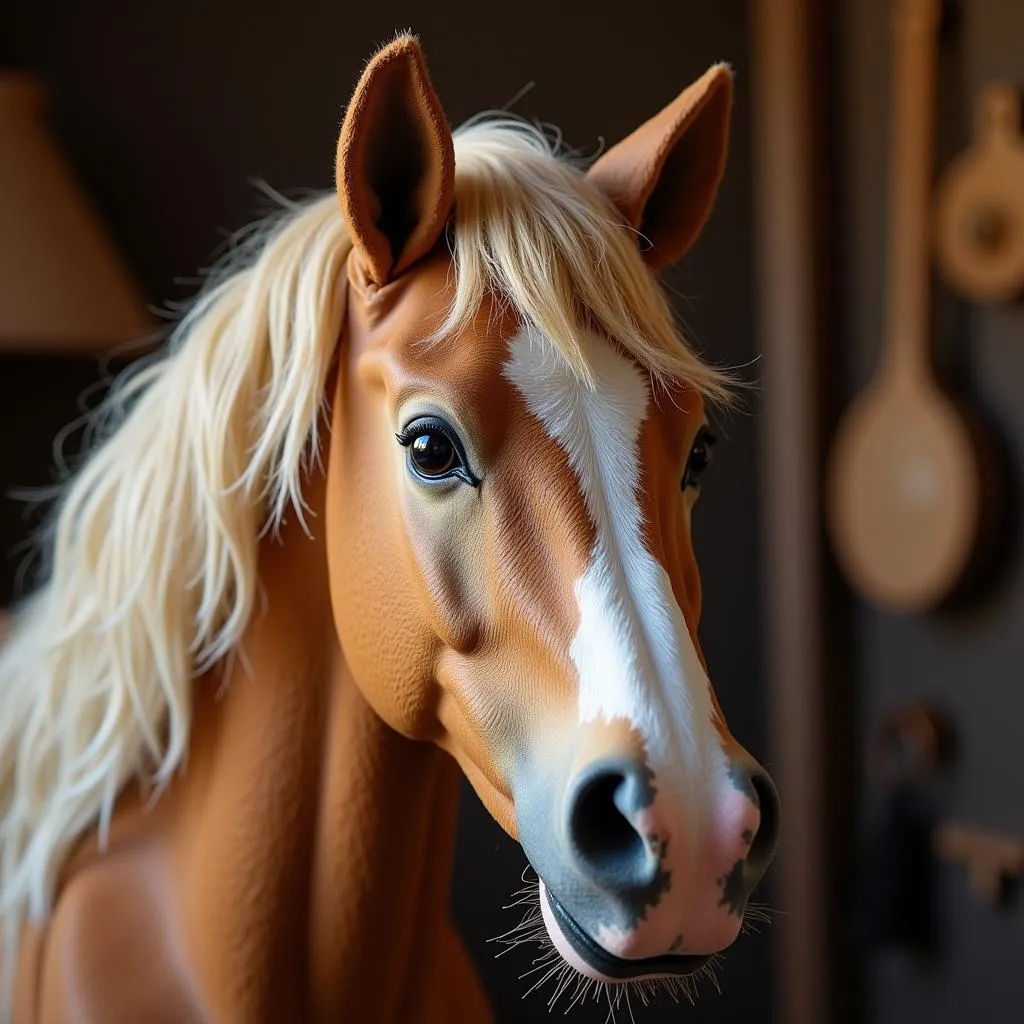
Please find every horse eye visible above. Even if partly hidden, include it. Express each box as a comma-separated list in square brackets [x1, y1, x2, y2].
[397, 417, 480, 487]
[410, 432, 456, 476]
[682, 427, 717, 491]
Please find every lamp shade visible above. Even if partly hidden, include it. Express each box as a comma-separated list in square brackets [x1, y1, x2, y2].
[0, 74, 152, 352]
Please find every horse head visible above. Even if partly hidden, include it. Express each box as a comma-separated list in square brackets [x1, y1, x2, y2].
[326, 36, 780, 984]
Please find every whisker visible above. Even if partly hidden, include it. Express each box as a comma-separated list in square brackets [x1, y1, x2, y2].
[491, 872, 731, 1018]
[548, 964, 576, 1010]
[701, 960, 723, 996]
[623, 984, 638, 1024]
[522, 957, 567, 997]
[565, 973, 593, 1013]
[743, 900, 778, 926]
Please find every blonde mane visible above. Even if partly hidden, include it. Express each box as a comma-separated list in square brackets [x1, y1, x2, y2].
[0, 117, 731, 983]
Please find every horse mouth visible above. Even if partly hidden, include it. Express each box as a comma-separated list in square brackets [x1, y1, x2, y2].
[539, 881, 711, 982]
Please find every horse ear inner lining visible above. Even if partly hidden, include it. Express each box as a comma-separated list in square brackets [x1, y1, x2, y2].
[366, 86, 434, 270]
[336, 36, 455, 285]
[586, 63, 733, 270]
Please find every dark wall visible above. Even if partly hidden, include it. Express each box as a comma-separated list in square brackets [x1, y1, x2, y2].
[837, 1, 1024, 1021]
[4, 2, 770, 1021]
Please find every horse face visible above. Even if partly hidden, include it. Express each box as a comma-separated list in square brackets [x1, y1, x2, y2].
[326, 250, 778, 977]
[326, 36, 779, 983]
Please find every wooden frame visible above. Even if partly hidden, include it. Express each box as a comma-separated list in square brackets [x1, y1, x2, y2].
[751, 2, 841, 1022]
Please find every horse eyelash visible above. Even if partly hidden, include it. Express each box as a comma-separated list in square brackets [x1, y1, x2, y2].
[394, 417, 456, 449]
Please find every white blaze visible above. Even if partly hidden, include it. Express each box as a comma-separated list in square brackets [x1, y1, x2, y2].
[504, 327, 719, 826]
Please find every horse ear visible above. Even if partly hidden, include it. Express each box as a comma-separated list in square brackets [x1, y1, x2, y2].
[587, 64, 733, 270]
[336, 35, 455, 285]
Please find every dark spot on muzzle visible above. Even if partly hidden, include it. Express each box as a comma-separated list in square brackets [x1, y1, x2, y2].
[721, 762, 782, 910]
[717, 858, 749, 916]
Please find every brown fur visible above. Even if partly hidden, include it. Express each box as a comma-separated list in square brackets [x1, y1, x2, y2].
[11, 36, 759, 1022]
[15, 466, 489, 1022]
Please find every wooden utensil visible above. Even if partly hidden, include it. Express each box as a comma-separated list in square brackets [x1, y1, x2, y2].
[828, 0, 982, 612]
[934, 83, 1024, 304]
[934, 822, 1024, 907]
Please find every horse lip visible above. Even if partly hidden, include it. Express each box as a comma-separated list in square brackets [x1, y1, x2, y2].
[541, 883, 711, 981]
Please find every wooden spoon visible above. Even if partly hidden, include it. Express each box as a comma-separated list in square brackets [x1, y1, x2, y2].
[934, 84, 1024, 304]
[828, 0, 982, 613]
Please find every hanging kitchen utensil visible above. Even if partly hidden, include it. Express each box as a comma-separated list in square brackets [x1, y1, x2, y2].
[849, 705, 946, 953]
[934, 821, 1024, 907]
[828, 0, 984, 613]
[934, 83, 1024, 304]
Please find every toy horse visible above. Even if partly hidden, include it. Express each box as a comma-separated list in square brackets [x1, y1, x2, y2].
[0, 35, 779, 1022]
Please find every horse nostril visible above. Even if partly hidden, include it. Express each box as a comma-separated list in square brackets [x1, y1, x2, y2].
[568, 762, 654, 891]
[745, 769, 781, 872]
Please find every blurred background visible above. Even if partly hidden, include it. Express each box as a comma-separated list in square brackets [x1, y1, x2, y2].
[2, 1, 1022, 1022]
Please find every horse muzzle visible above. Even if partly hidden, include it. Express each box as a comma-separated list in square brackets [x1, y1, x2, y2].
[513, 724, 780, 982]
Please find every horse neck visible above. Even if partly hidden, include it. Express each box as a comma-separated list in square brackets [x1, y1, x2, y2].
[164, 468, 464, 1019]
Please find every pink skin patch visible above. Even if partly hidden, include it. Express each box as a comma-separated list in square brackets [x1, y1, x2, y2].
[539, 880, 692, 985]
[638, 773, 761, 955]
